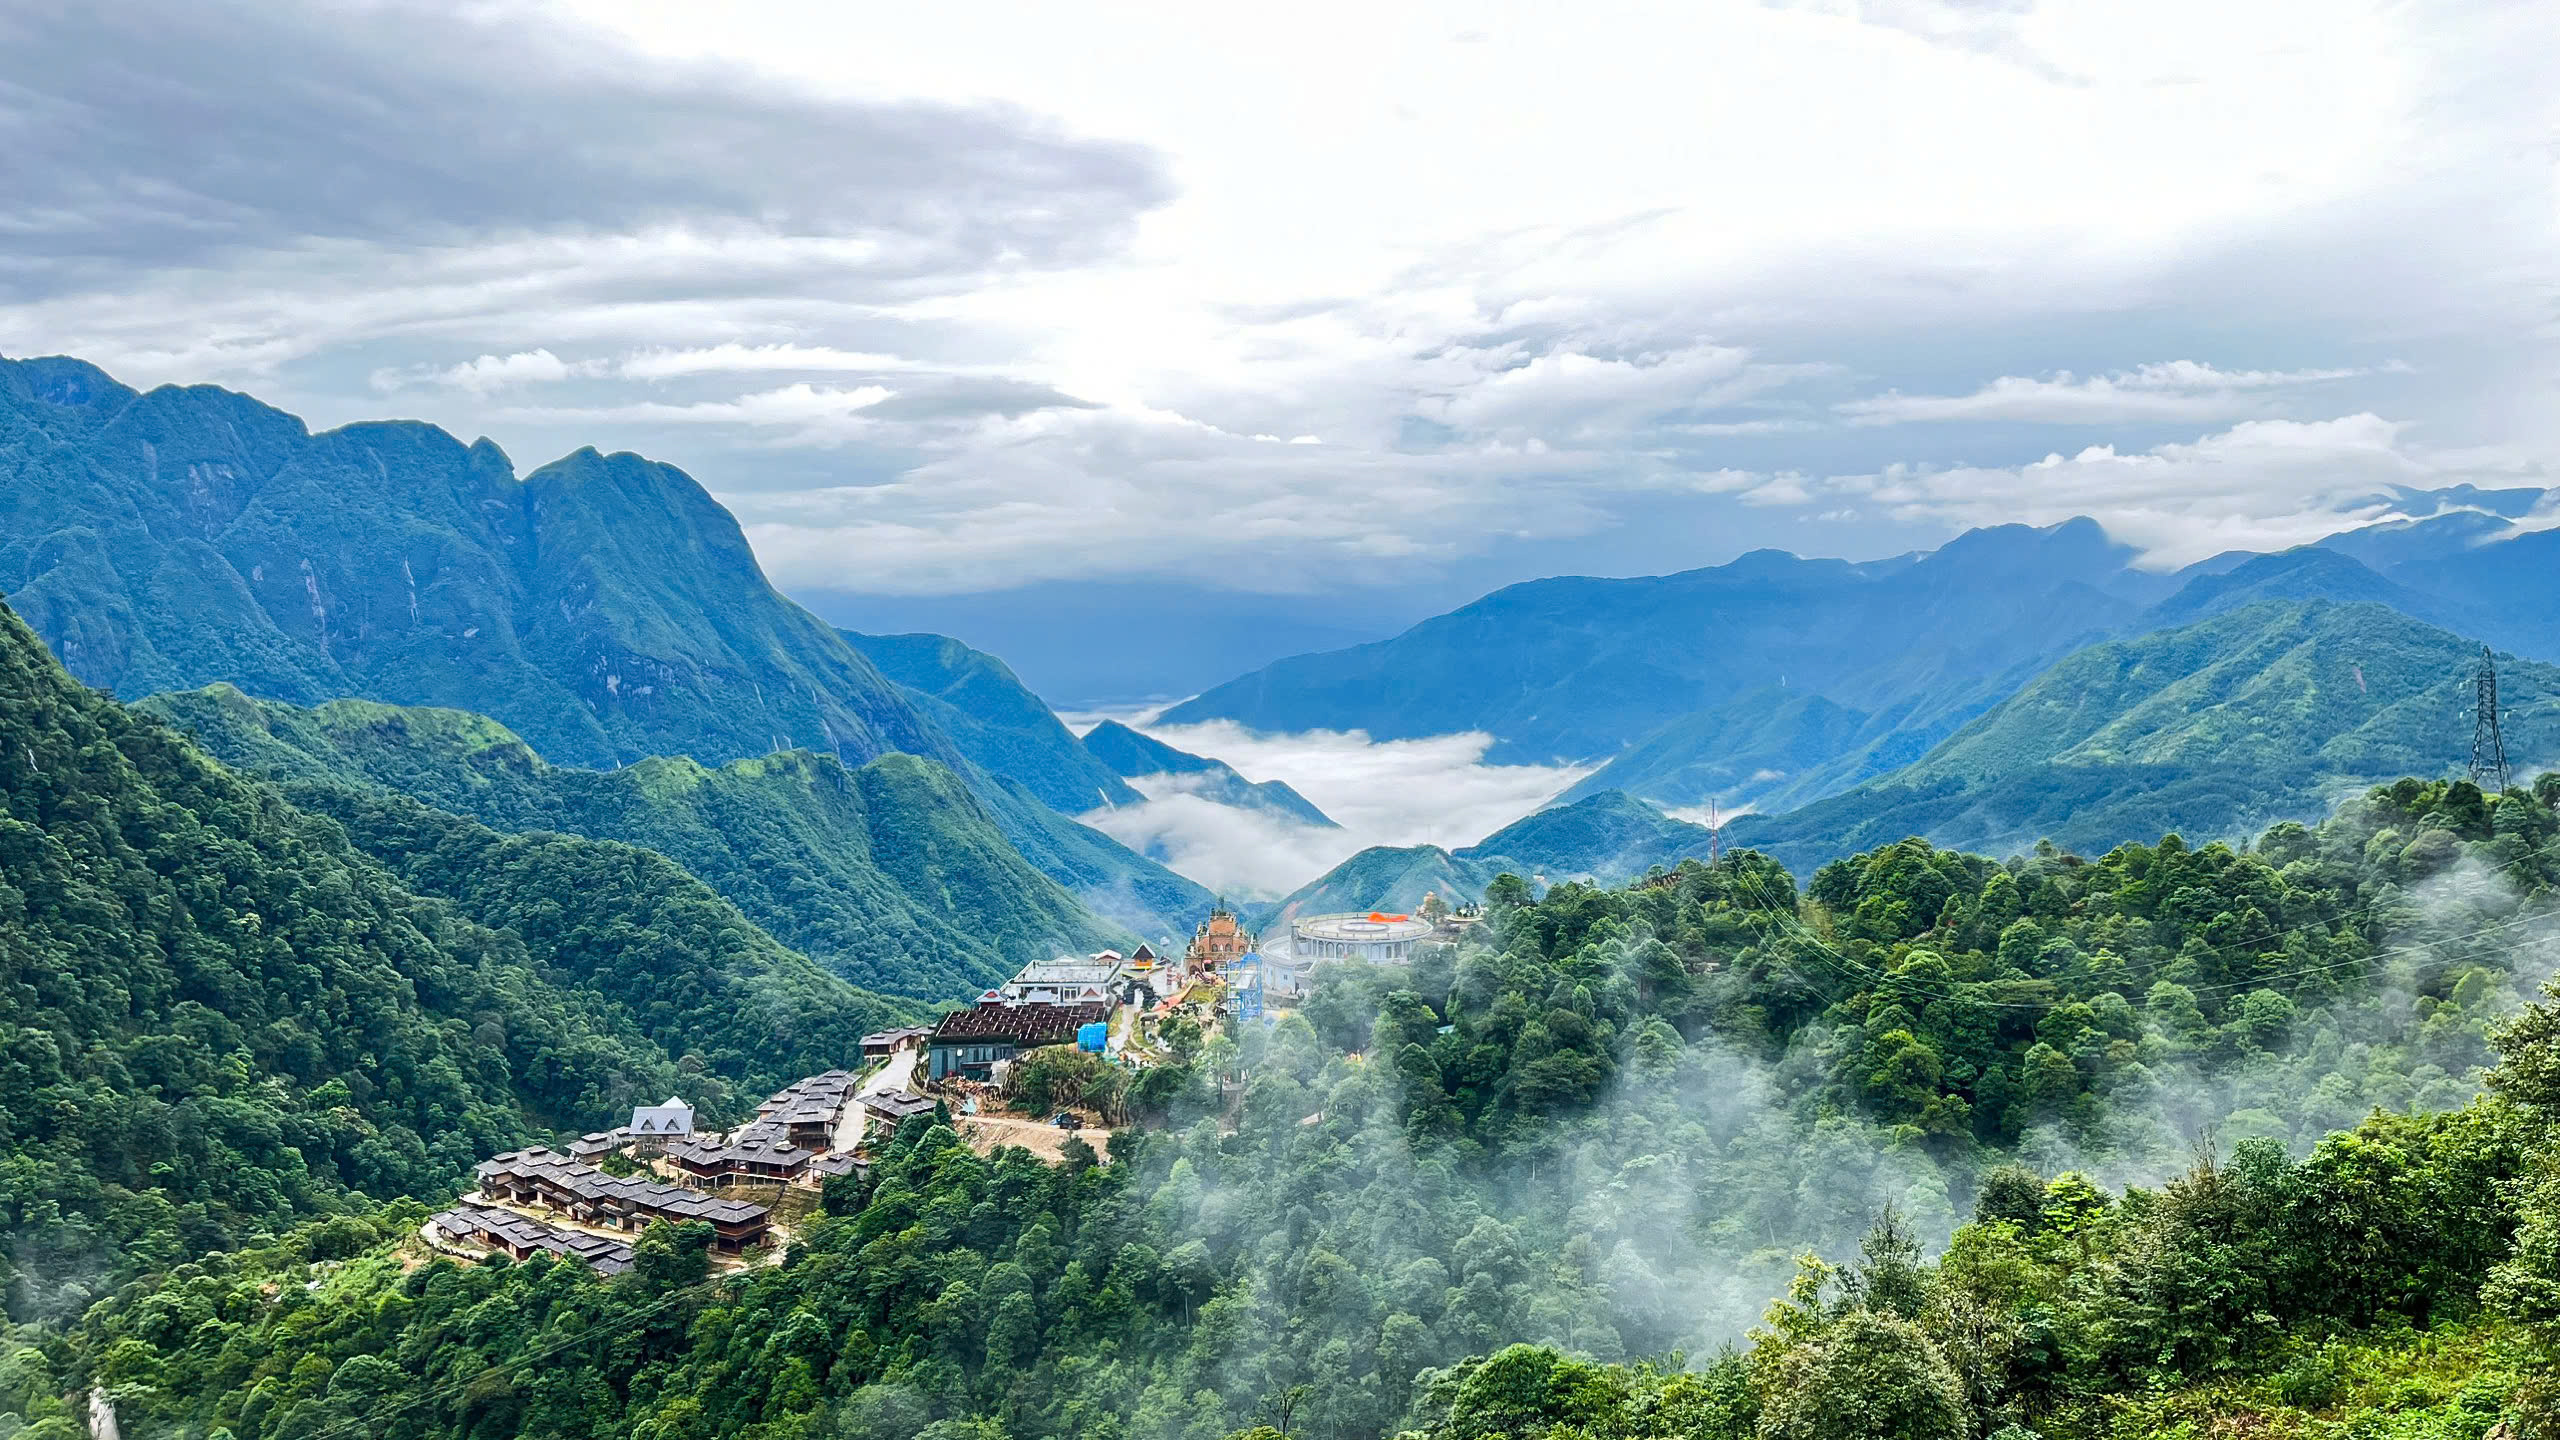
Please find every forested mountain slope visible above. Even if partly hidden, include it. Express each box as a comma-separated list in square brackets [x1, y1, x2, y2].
[0, 354, 1212, 940]
[845, 629, 1143, 815]
[1731, 599, 2560, 875]
[62, 773, 2560, 1440]
[0, 357, 951, 771]
[140, 685, 1135, 998]
[0, 601, 898, 1320]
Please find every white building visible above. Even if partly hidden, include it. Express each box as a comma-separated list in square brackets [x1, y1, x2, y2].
[999, 953, 1129, 1007]
[628, 1096, 695, 1152]
[1291, 911, 1436, 965]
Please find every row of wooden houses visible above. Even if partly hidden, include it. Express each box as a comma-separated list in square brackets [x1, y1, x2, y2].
[474, 1148, 773, 1252]
[428, 1203, 636, 1276]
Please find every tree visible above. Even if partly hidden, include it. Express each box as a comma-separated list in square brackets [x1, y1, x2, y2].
[1757, 1311, 1970, 1440]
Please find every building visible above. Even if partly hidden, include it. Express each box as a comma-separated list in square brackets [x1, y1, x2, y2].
[429, 1203, 634, 1276]
[475, 1148, 770, 1252]
[1122, 942, 1168, 985]
[810, 1152, 866, 1185]
[1186, 902, 1255, 973]
[860, 1025, 934, 1059]
[569, 1127, 631, 1161]
[859, 1090, 936, 1126]
[928, 1001, 1114, 1081]
[627, 1097, 696, 1153]
[1291, 911, 1435, 965]
[757, 1070, 860, 1150]
[665, 1131, 815, 1186]
[1001, 955, 1128, 1007]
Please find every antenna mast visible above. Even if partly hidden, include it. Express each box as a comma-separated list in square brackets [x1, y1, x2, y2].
[2471, 645, 2512, 793]
[1708, 798, 1721, 866]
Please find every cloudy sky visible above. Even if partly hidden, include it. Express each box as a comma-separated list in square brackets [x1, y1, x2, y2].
[5, 0, 2554, 700]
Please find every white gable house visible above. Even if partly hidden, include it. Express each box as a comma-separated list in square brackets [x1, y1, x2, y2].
[628, 1097, 695, 1153]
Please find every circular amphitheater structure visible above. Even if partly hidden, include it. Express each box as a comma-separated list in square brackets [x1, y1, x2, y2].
[1290, 910, 1436, 965]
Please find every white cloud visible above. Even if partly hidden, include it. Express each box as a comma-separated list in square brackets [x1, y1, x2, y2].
[1837, 360, 2382, 426]
[496, 383, 894, 438]
[373, 348, 603, 395]
[1057, 715, 1591, 898]
[2, 0, 2549, 602]
[1819, 413, 2446, 565]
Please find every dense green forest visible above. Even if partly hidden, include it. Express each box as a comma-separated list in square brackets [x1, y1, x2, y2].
[36, 748, 2560, 1438]
[139, 685, 1131, 998]
[0, 602, 913, 1328]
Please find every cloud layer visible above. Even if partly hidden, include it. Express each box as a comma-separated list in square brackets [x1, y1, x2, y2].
[1063, 715, 1590, 898]
[1, 0, 2550, 601]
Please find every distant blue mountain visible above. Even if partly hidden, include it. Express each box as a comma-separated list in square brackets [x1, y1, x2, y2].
[1080, 719, 1337, 828]
[1164, 517, 2152, 766]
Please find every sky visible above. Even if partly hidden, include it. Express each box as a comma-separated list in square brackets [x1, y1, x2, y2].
[4, 0, 2555, 703]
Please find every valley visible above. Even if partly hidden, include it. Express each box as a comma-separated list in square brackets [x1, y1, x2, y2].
[7, 356, 2560, 1440]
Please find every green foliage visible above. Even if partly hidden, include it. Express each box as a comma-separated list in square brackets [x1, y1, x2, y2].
[0, 603, 727, 1319]
[1735, 600, 2560, 875]
[31, 648, 2560, 1440]
[140, 684, 1135, 997]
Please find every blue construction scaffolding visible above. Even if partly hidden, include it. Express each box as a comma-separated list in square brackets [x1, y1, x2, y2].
[1228, 952, 1265, 1022]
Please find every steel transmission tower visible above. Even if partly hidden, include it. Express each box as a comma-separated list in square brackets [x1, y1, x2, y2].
[2471, 645, 2511, 793]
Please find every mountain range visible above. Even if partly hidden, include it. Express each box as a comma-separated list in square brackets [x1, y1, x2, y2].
[1254, 789, 1717, 928]
[16, 349, 2560, 931]
[0, 353, 1220, 960]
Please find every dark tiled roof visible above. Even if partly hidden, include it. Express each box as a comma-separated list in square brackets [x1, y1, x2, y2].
[860, 1091, 936, 1121]
[930, 1002, 1112, 1047]
[475, 1148, 768, 1226]
[431, 1204, 634, 1276]
[811, 1153, 864, 1178]
[666, 1133, 815, 1172]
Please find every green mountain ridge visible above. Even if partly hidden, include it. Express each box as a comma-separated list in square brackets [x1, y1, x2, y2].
[140, 685, 1137, 999]
[845, 629, 1144, 814]
[1728, 598, 2560, 875]
[0, 599, 901, 1314]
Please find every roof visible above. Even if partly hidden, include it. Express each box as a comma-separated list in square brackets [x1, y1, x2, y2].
[432, 1203, 635, 1276]
[811, 1153, 864, 1178]
[754, 1071, 858, 1120]
[860, 1025, 934, 1046]
[475, 1148, 768, 1226]
[630, 1098, 696, 1134]
[1006, 959, 1123, 988]
[666, 1133, 816, 1172]
[860, 1091, 937, 1121]
[931, 1001, 1114, 1047]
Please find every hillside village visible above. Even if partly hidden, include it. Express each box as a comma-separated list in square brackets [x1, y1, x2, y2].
[424, 905, 1279, 1274]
